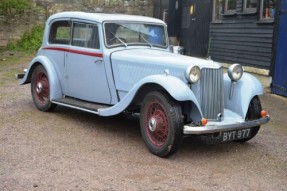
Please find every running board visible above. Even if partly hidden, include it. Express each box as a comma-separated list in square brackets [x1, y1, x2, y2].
[52, 97, 110, 115]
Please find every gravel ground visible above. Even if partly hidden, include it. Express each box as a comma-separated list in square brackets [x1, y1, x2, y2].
[0, 51, 286, 190]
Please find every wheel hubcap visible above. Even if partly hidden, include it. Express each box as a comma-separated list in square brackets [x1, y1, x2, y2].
[148, 117, 157, 132]
[36, 82, 43, 94]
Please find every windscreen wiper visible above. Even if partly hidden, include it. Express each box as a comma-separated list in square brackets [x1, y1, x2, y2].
[139, 33, 152, 48]
[111, 32, 127, 47]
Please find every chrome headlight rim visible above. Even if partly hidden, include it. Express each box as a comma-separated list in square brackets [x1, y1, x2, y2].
[228, 64, 244, 81]
[185, 66, 201, 84]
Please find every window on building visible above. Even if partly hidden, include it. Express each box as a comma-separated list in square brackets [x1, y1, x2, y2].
[244, 0, 258, 13]
[49, 21, 71, 45]
[260, 0, 276, 20]
[213, 0, 223, 21]
[225, 0, 236, 14]
[72, 23, 100, 49]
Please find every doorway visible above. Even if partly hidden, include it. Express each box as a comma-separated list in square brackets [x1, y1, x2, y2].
[180, 0, 212, 58]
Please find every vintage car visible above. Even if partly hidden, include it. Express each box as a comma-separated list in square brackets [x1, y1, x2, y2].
[17, 12, 270, 157]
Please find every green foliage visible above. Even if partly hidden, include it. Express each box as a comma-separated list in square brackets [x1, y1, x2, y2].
[0, 0, 32, 15]
[7, 25, 44, 52]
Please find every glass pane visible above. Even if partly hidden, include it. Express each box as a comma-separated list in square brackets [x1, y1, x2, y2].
[104, 22, 167, 48]
[262, 0, 276, 19]
[227, 0, 236, 10]
[214, 0, 223, 21]
[56, 27, 70, 40]
[246, 0, 258, 8]
[49, 21, 71, 44]
[72, 23, 99, 49]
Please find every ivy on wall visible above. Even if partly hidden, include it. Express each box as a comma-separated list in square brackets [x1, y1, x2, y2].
[0, 0, 32, 15]
[7, 25, 44, 51]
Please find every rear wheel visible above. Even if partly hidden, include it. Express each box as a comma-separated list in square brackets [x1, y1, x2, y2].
[140, 91, 183, 157]
[31, 65, 56, 112]
[235, 96, 262, 142]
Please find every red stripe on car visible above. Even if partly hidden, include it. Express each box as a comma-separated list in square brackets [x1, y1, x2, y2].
[43, 47, 103, 58]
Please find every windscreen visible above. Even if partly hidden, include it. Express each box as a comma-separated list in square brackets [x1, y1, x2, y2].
[104, 22, 167, 48]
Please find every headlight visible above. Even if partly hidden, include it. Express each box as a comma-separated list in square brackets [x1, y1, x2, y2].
[228, 64, 244, 81]
[185, 66, 201, 83]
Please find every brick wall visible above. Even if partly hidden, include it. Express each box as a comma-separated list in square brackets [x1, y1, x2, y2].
[0, 0, 154, 47]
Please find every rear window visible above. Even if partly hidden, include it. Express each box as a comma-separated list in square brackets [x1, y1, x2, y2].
[49, 21, 71, 45]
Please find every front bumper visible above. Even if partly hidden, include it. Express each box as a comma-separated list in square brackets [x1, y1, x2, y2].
[183, 116, 270, 135]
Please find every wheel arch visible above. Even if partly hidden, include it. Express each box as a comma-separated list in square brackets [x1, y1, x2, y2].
[99, 75, 203, 124]
[131, 83, 167, 106]
[20, 62, 41, 84]
[20, 56, 62, 100]
[224, 73, 263, 118]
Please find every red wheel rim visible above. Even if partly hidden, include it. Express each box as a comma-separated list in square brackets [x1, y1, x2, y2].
[144, 100, 169, 147]
[33, 71, 50, 106]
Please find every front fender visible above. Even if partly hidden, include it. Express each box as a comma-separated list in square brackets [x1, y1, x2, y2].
[99, 75, 202, 118]
[20, 56, 62, 100]
[224, 73, 263, 118]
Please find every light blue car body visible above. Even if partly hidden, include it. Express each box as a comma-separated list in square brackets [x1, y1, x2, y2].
[19, 12, 267, 134]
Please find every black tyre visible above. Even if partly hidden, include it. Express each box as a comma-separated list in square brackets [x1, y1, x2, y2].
[31, 65, 56, 112]
[140, 91, 183, 157]
[236, 96, 262, 142]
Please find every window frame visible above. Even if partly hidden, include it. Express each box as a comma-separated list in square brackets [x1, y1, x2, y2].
[71, 22, 100, 50]
[259, 0, 276, 21]
[224, 0, 237, 14]
[243, 0, 258, 13]
[103, 21, 169, 49]
[212, 0, 223, 22]
[49, 20, 71, 45]
[212, 0, 276, 22]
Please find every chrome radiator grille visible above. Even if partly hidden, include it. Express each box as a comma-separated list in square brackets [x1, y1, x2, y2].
[200, 67, 224, 120]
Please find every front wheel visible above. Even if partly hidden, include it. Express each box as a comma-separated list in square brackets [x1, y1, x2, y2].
[140, 91, 183, 157]
[31, 65, 56, 112]
[235, 96, 262, 142]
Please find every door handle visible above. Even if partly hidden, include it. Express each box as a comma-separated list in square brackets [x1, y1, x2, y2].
[94, 59, 103, 64]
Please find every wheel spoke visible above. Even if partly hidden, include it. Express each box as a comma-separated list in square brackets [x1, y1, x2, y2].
[34, 71, 50, 106]
[145, 100, 169, 147]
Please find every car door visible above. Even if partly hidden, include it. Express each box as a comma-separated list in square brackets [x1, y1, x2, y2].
[44, 19, 71, 95]
[65, 21, 111, 104]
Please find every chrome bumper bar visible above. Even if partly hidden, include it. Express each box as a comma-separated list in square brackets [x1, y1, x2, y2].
[183, 116, 270, 135]
[15, 69, 27, 80]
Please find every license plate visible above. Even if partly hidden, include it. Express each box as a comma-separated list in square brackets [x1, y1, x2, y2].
[222, 129, 251, 142]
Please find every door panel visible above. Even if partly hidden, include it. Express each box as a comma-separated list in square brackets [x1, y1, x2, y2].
[45, 20, 71, 96]
[272, 1, 287, 97]
[66, 50, 111, 103]
[180, 0, 212, 58]
[65, 22, 111, 103]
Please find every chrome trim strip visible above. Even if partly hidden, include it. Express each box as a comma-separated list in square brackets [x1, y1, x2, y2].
[52, 101, 100, 115]
[183, 116, 270, 134]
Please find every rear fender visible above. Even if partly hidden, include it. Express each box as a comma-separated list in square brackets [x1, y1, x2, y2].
[20, 56, 62, 100]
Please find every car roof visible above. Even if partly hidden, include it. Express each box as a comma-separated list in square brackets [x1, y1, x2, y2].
[47, 11, 166, 25]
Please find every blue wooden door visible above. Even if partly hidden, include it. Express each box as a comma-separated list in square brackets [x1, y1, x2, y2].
[272, 0, 287, 97]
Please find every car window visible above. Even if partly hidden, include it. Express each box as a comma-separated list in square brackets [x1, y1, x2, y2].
[104, 22, 167, 48]
[72, 23, 100, 49]
[49, 21, 71, 45]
